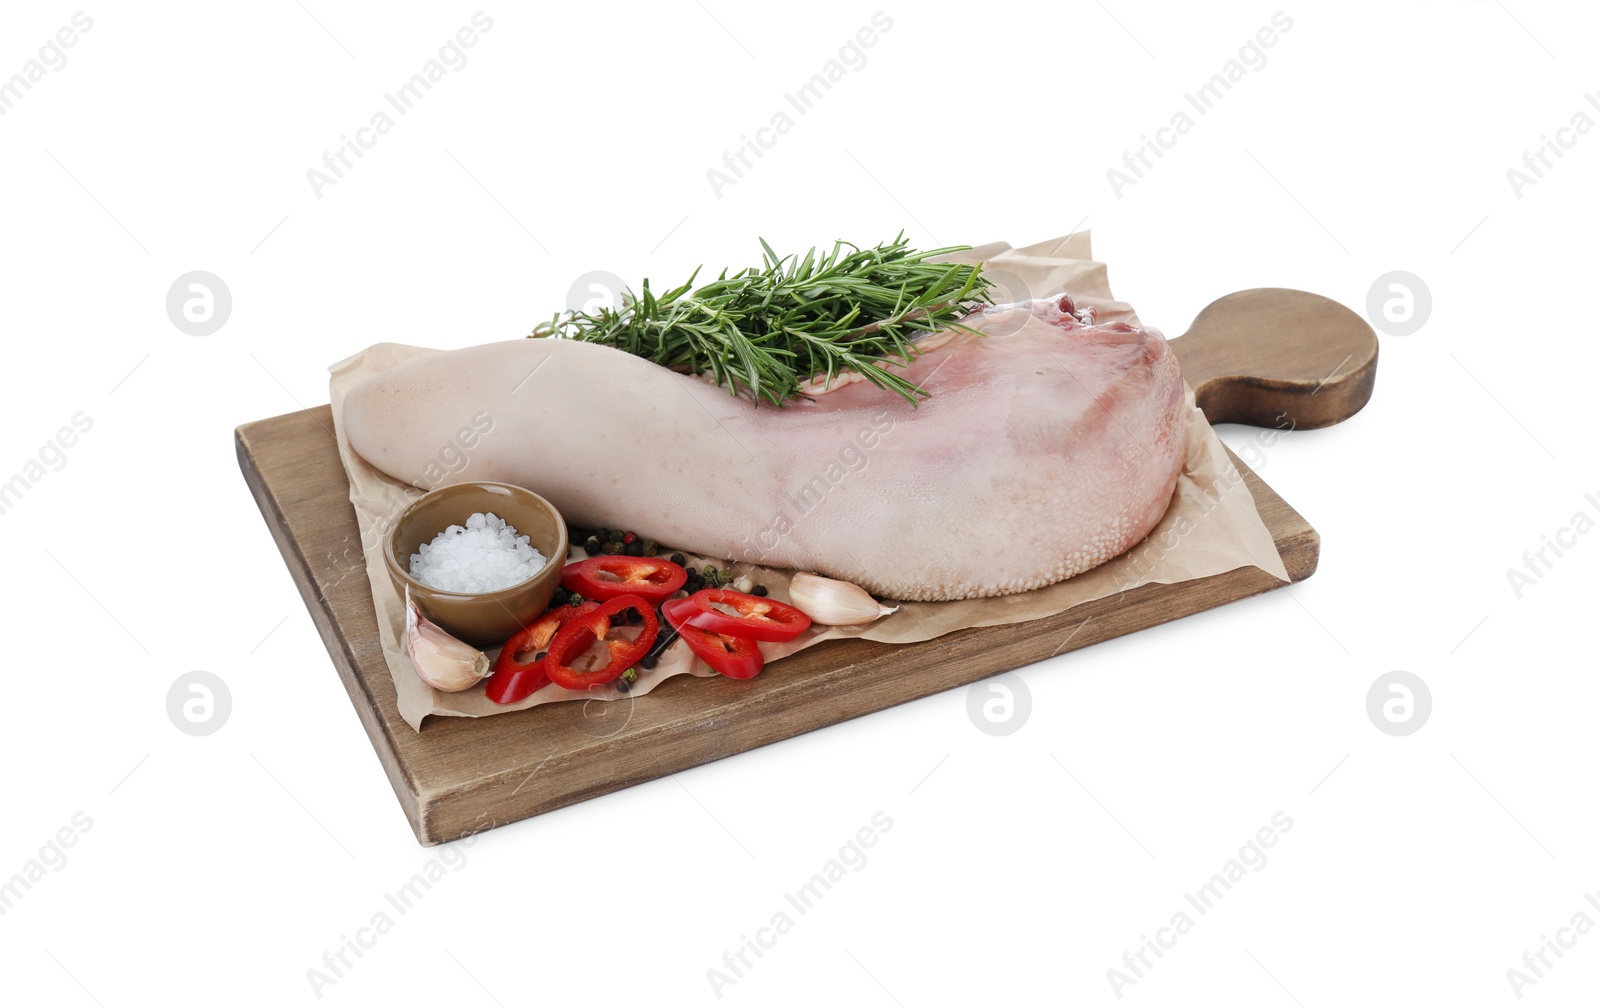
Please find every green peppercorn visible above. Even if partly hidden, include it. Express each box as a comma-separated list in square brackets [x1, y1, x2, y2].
[703, 565, 720, 585]
[642, 539, 659, 557]
[603, 541, 623, 555]
[567, 593, 584, 605]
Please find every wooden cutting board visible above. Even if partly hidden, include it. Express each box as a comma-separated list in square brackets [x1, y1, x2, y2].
[236, 288, 1376, 846]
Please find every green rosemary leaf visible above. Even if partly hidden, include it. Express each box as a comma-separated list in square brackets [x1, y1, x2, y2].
[534, 236, 994, 407]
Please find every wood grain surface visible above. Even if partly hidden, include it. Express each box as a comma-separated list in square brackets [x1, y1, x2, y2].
[1172, 288, 1378, 430]
[235, 288, 1375, 845]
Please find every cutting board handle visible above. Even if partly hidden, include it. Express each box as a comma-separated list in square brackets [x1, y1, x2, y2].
[1166, 288, 1378, 430]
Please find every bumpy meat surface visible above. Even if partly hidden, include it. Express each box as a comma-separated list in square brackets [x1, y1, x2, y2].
[342, 295, 1187, 601]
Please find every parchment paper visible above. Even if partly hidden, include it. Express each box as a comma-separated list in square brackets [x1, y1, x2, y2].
[328, 232, 1289, 731]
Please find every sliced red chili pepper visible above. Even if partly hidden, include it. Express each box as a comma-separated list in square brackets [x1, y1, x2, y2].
[545, 594, 659, 690]
[663, 597, 765, 680]
[672, 588, 811, 642]
[560, 556, 687, 604]
[484, 602, 599, 705]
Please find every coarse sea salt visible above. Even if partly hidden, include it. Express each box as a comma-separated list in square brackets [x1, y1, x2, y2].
[409, 512, 547, 593]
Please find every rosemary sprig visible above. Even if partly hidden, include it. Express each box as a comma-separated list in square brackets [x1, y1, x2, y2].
[531, 235, 993, 407]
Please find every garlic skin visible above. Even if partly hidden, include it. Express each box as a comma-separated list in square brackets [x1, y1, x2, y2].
[405, 598, 491, 692]
[787, 572, 898, 626]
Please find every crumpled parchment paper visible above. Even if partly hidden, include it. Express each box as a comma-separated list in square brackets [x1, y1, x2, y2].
[328, 231, 1289, 731]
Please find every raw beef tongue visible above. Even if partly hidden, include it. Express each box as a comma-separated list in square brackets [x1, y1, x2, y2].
[342, 294, 1186, 601]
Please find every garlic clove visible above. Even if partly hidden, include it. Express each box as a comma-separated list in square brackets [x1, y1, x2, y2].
[405, 597, 491, 692]
[786, 572, 898, 626]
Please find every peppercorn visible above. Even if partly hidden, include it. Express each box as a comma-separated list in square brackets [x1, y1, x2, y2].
[702, 565, 720, 585]
[642, 625, 681, 664]
[642, 539, 659, 557]
[626, 607, 643, 624]
[616, 677, 631, 693]
[548, 588, 569, 608]
[625, 541, 644, 557]
[670, 552, 687, 567]
[752, 584, 769, 597]
[623, 531, 638, 545]
[603, 541, 623, 555]
[583, 536, 602, 556]
[640, 655, 658, 670]
[567, 593, 584, 606]
[606, 528, 624, 544]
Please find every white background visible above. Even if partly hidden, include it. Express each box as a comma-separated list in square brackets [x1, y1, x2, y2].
[2, 1, 1596, 1005]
